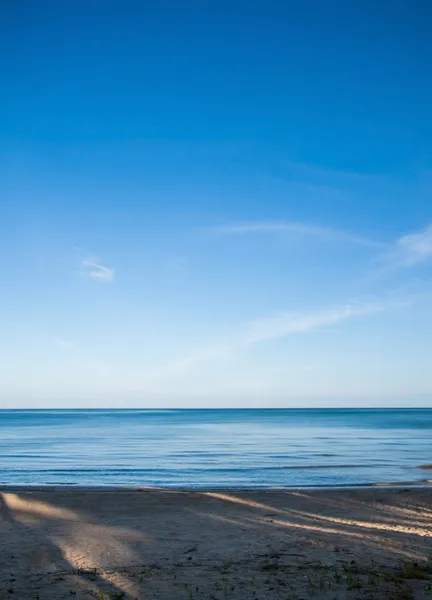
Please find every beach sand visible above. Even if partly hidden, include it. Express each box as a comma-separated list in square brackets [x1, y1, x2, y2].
[0, 487, 431, 599]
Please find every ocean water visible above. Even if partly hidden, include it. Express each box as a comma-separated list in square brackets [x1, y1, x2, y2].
[0, 409, 431, 488]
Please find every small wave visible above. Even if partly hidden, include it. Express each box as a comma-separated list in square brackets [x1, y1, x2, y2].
[0, 464, 389, 475]
[266, 464, 383, 470]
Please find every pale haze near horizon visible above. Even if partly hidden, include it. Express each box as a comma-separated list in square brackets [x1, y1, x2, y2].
[2, 2, 432, 408]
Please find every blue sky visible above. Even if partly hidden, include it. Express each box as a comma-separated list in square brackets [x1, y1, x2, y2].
[1, 0, 432, 407]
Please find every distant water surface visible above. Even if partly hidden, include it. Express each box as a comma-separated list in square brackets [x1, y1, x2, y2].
[0, 409, 431, 488]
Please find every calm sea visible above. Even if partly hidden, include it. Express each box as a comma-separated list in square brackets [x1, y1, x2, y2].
[0, 409, 431, 488]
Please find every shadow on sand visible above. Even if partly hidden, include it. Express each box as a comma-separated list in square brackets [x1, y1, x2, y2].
[0, 486, 431, 598]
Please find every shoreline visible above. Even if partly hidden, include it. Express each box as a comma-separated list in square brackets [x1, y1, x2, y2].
[1, 478, 432, 492]
[1, 486, 431, 598]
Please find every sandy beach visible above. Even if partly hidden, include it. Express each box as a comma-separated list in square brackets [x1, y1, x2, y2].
[0, 487, 431, 599]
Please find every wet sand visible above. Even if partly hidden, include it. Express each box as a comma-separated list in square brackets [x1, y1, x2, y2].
[0, 487, 431, 599]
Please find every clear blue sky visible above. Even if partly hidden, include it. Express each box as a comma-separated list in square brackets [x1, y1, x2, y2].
[1, 0, 432, 407]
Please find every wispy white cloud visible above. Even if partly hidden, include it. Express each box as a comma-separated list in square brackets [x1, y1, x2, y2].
[146, 301, 385, 381]
[373, 224, 432, 277]
[391, 224, 432, 267]
[241, 303, 382, 345]
[82, 259, 115, 282]
[217, 221, 327, 235]
[281, 160, 384, 183]
[214, 221, 384, 248]
[52, 336, 74, 350]
[167, 256, 188, 272]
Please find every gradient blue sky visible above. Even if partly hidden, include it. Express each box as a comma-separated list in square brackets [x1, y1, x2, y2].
[2, 0, 432, 407]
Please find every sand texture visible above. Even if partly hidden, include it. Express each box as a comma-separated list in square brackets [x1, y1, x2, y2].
[1, 487, 431, 599]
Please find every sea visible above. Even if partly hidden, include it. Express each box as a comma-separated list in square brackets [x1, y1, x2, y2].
[0, 409, 431, 488]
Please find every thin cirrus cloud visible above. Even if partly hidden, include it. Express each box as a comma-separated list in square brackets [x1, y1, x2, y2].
[391, 224, 432, 267]
[52, 336, 74, 350]
[214, 221, 384, 248]
[146, 301, 384, 381]
[167, 256, 188, 272]
[81, 259, 115, 282]
[241, 303, 383, 345]
[373, 223, 432, 276]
